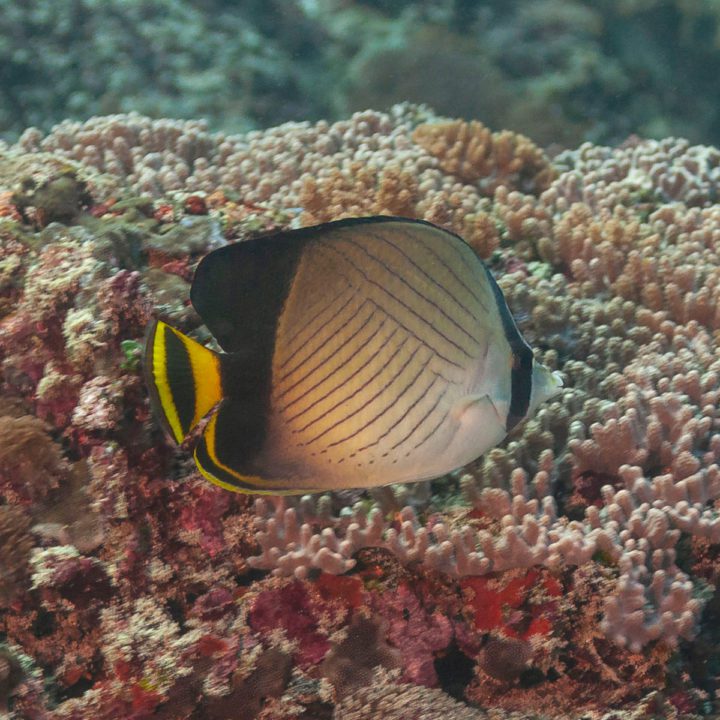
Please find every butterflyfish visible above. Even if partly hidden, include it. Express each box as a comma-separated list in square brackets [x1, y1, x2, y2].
[143, 216, 562, 494]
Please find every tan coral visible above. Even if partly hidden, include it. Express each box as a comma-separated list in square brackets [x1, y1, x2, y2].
[412, 119, 555, 196]
[493, 186, 552, 256]
[459, 210, 500, 258]
[0, 415, 68, 504]
[300, 163, 420, 225]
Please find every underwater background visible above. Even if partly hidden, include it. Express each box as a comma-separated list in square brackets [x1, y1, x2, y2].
[1, 1, 720, 718]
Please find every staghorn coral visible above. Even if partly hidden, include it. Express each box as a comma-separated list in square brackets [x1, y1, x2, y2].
[0, 106, 719, 717]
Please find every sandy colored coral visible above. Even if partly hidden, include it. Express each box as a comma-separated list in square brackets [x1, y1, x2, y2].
[300, 163, 420, 224]
[412, 119, 556, 196]
[0, 415, 68, 504]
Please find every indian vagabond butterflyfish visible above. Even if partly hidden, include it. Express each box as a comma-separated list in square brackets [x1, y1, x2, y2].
[143, 216, 563, 494]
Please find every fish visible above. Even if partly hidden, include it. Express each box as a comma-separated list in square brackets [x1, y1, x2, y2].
[143, 216, 563, 494]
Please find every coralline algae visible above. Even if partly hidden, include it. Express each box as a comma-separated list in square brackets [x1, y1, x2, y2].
[0, 107, 718, 718]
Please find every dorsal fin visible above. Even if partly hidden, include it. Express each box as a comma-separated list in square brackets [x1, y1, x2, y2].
[190, 215, 497, 408]
[191, 232, 307, 354]
[190, 216, 469, 354]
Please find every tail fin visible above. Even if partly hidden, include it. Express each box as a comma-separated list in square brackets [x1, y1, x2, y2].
[143, 318, 223, 444]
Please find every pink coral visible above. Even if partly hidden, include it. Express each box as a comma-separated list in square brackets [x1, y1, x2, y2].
[248, 580, 331, 668]
[177, 481, 232, 557]
[369, 582, 452, 686]
[0, 106, 718, 717]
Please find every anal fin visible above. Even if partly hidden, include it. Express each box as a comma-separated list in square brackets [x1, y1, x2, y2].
[193, 400, 303, 494]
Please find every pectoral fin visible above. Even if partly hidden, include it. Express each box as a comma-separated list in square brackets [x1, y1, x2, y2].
[451, 394, 504, 426]
[442, 393, 509, 471]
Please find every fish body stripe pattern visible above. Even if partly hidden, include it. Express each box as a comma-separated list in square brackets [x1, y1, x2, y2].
[193, 410, 320, 494]
[264, 220, 504, 488]
[163, 327, 195, 439]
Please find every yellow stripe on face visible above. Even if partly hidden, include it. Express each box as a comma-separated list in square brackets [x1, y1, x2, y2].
[184, 330, 222, 431]
[151, 322, 185, 444]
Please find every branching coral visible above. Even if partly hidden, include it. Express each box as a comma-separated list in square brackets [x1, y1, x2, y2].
[0, 105, 719, 717]
[412, 119, 556, 196]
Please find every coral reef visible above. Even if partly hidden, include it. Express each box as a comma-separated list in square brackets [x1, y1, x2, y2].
[0, 105, 718, 717]
[0, 0, 329, 139]
[0, 506, 32, 606]
[5, 2, 720, 147]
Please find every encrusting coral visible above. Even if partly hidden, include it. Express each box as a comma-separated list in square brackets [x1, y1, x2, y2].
[0, 105, 718, 717]
[333, 668, 490, 720]
[0, 506, 32, 606]
[0, 414, 69, 504]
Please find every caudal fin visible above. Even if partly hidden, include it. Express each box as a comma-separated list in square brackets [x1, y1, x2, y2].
[143, 318, 223, 444]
